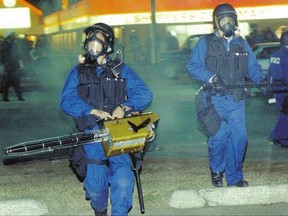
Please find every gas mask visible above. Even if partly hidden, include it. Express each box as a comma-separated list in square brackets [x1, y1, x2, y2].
[218, 16, 236, 38]
[213, 3, 238, 38]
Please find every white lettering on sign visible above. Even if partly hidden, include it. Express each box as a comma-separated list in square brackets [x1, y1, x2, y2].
[237, 6, 288, 20]
[90, 13, 151, 26]
[156, 10, 212, 23]
[45, 5, 288, 32]
[270, 57, 281, 64]
[90, 5, 288, 26]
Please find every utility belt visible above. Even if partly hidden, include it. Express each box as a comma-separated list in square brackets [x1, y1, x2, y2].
[203, 83, 249, 102]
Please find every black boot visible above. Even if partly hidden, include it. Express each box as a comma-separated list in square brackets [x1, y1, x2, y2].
[16, 89, 24, 101]
[233, 180, 249, 187]
[94, 209, 107, 216]
[211, 171, 223, 187]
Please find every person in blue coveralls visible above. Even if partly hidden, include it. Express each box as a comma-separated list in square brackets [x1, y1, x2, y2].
[60, 23, 152, 216]
[187, 3, 265, 187]
[267, 31, 288, 147]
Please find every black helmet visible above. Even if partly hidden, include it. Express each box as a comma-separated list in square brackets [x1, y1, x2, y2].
[213, 3, 238, 37]
[280, 31, 288, 47]
[83, 22, 114, 54]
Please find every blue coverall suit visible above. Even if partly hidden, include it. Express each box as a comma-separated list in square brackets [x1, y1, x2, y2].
[60, 60, 152, 215]
[187, 33, 264, 185]
[267, 47, 288, 146]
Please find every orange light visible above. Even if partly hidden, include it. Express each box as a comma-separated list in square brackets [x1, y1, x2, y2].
[62, 0, 68, 10]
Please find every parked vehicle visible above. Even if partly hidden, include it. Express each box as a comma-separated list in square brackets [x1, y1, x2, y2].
[251, 42, 281, 73]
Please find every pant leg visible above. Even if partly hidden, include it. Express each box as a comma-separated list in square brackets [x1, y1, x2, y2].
[109, 154, 134, 216]
[270, 94, 288, 144]
[274, 113, 288, 145]
[2, 79, 10, 100]
[225, 100, 247, 185]
[83, 143, 109, 212]
[11, 78, 23, 100]
[270, 113, 288, 145]
[210, 96, 247, 185]
[209, 95, 230, 173]
[269, 120, 280, 142]
[208, 121, 229, 173]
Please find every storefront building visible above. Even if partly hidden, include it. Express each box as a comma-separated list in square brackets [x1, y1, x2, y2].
[2, 0, 288, 61]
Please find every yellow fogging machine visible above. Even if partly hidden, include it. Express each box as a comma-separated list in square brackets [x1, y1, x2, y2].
[3, 112, 159, 158]
[3, 112, 160, 214]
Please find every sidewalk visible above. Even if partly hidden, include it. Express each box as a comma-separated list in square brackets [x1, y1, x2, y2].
[1, 157, 288, 215]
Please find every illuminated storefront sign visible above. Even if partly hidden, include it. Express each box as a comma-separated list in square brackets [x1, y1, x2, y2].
[0, 7, 31, 29]
[237, 6, 288, 20]
[44, 5, 288, 32]
[90, 13, 151, 26]
[90, 5, 288, 26]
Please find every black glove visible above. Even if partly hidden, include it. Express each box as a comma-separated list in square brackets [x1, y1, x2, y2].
[212, 76, 226, 95]
[258, 78, 268, 95]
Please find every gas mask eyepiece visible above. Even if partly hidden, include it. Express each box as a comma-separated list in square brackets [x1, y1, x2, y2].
[87, 40, 104, 57]
[86, 32, 106, 54]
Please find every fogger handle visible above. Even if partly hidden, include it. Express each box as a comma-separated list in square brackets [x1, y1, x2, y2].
[135, 169, 145, 214]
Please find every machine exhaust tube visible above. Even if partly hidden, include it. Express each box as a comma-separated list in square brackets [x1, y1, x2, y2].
[3, 131, 102, 157]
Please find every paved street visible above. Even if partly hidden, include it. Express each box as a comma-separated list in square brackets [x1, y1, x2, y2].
[1, 67, 288, 215]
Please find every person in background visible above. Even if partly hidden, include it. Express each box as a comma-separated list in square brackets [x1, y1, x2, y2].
[1, 33, 25, 102]
[267, 31, 288, 147]
[60, 23, 152, 216]
[187, 3, 265, 187]
[165, 31, 179, 51]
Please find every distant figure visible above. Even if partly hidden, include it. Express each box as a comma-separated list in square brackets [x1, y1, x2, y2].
[127, 32, 143, 63]
[246, 27, 279, 47]
[0, 36, 4, 75]
[165, 31, 179, 51]
[267, 31, 288, 147]
[1, 33, 24, 102]
[263, 27, 278, 43]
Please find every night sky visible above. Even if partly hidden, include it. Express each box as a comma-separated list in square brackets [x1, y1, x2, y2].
[25, 0, 81, 15]
[25, 0, 41, 8]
